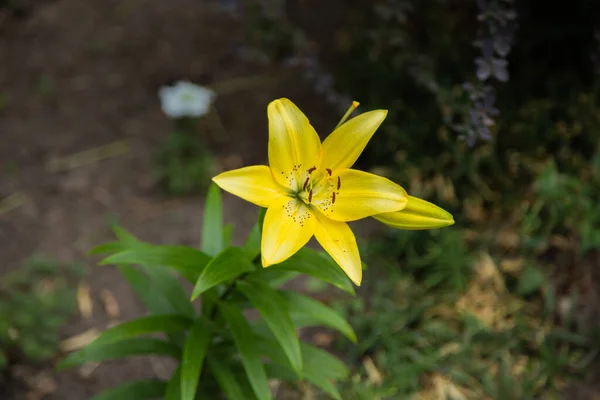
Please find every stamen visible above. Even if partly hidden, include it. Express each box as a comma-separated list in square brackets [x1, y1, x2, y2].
[337, 176, 341, 190]
[334, 100, 360, 129]
[326, 168, 332, 176]
[303, 177, 310, 191]
[307, 166, 316, 173]
[308, 189, 313, 203]
[332, 192, 336, 204]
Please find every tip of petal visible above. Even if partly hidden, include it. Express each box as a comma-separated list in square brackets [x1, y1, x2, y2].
[261, 255, 273, 267]
[368, 109, 388, 125]
[373, 196, 455, 230]
[211, 174, 227, 190]
[268, 97, 292, 110]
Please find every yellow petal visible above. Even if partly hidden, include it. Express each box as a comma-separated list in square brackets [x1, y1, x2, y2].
[312, 169, 407, 222]
[268, 98, 322, 191]
[313, 212, 362, 286]
[212, 165, 284, 207]
[262, 197, 315, 266]
[321, 110, 387, 170]
[373, 195, 455, 230]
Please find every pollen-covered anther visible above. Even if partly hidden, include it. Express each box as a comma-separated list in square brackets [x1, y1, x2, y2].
[303, 177, 310, 191]
[337, 176, 341, 190]
[326, 168, 332, 176]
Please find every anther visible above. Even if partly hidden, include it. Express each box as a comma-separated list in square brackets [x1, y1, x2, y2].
[308, 189, 313, 203]
[326, 168, 332, 176]
[308, 166, 316, 173]
[303, 177, 310, 191]
[337, 176, 341, 190]
[332, 192, 336, 204]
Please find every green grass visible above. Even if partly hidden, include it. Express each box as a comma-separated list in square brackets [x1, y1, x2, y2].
[0, 256, 86, 369]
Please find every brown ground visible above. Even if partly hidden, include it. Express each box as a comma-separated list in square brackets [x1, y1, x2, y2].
[0, 0, 343, 398]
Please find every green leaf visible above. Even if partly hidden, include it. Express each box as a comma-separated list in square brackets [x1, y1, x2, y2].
[237, 279, 302, 376]
[101, 245, 211, 283]
[220, 302, 271, 400]
[259, 248, 355, 295]
[143, 265, 195, 318]
[181, 318, 212, 400]
[113, 226, 141, 247]
[263, 363, 297, 381]
[58, 338, 180, 369]
[223, 224, 234, 248]
[264, 363, 342, 400]
[118, 265, 173, 315]
[260, 269, 300, 288]
[191, 247, 255, 299]
[257, 338, 346, 400]
[0, 350, 7, 369]
[281, 291, 356, 342]
[164, 367, 181, 400]
[90, 380, 167, 400]
[302, 342, 348, 380]
[208, 355, 257, 400]
[92, 315, 192, 346]
[243, 223, 261, 260]
[89, 241, 125, 255]
[518, 266, 545, 296]
[258, 207, 267, 234]
[202, 184, 224, 256]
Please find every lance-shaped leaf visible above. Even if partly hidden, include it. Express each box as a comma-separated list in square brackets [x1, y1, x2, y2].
[258, 248, 355, 295]
[58, 338, 180, 370]
[112, 225, 141, 247]
[100, 244, 211, 284]
[118, 265, 172, 314]
[164, 367, 181, 400]
[181, 318, 212, 400]
[117, 266, 186, 346]
[220, 302, 271, 400]
[302, 342, 348, 380]
[257, 337, 347, 400]
[281, 291, 356, 342]
[243, 223, 261, 260]
[260, 269, 300, 288]
[208, 355, 258, 400]
[90, 380, 167, 400]
[264, 363, 343, 400]
[143, 265, 195, 318]
[202, 184, 224, 256]
[92, 315, 192, 346]
[237, 279, 302, 377]
[191, 247, 255, 300]
[89, 241, 126, 255]
[223, 224, 234, 248]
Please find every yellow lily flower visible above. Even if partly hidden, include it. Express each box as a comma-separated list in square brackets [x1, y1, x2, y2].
[213, 98, 409, 285]
[373, 195, 455, 230]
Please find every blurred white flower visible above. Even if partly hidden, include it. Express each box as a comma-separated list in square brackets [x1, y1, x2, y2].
[158, 81, 215, 119]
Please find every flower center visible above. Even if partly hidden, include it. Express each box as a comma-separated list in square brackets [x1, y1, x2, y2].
[296, 166, 342, 212]
[180, 92, 195, 103]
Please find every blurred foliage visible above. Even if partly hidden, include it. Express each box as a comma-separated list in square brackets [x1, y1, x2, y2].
[329, 230, 599, 399]
[243, 0, 600, 398]
[0, 257, 85, 370]
[155, 129, 216, 196]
